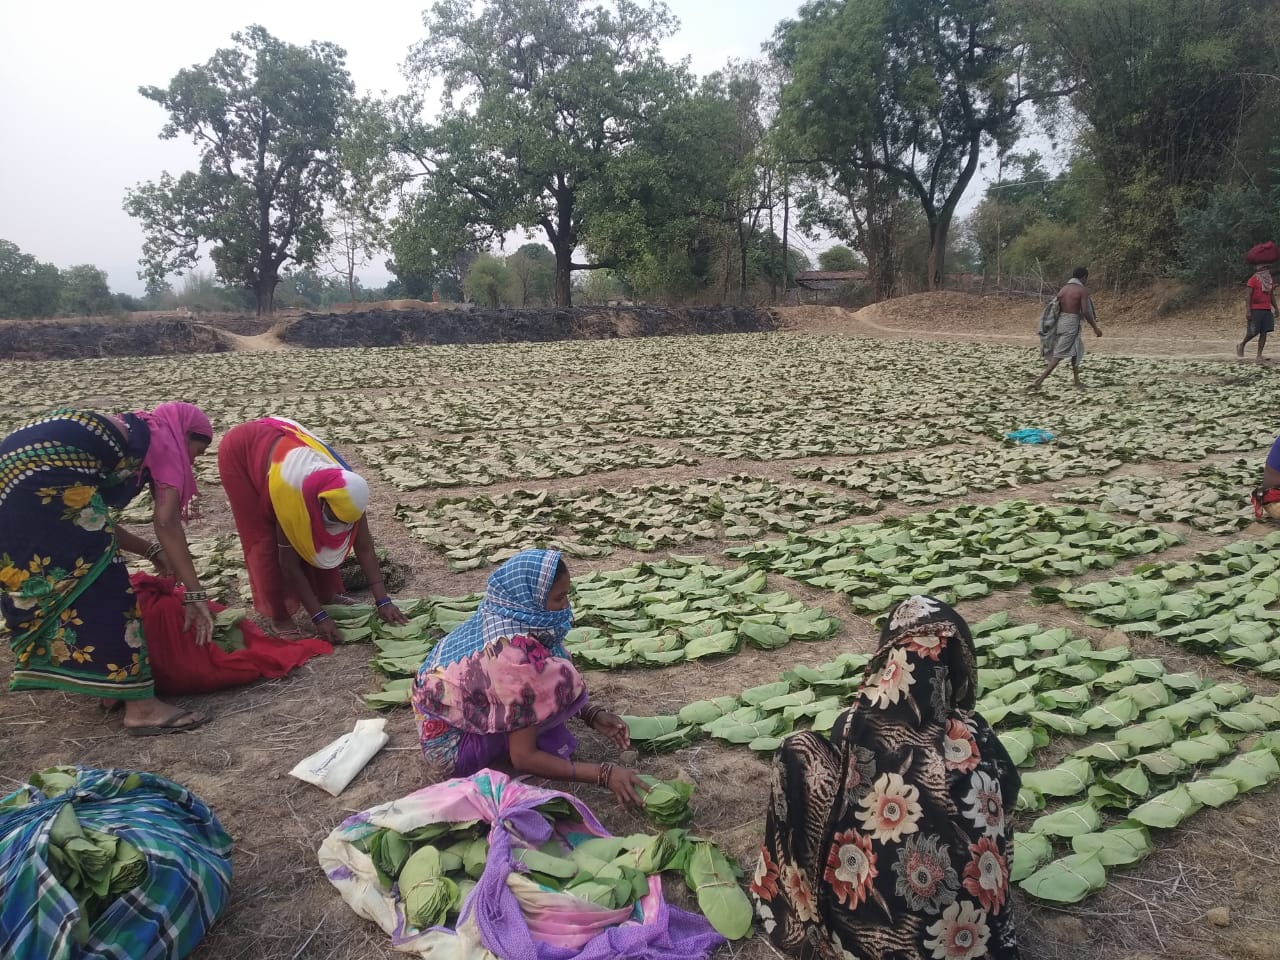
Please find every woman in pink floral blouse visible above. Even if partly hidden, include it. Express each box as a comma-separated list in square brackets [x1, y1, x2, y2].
[750, 595, 1021, 959]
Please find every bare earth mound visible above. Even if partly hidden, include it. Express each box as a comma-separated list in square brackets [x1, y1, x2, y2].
[279, 304, 781, 348]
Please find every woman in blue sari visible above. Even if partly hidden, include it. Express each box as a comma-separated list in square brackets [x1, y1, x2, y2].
[0, 404, 215, 735]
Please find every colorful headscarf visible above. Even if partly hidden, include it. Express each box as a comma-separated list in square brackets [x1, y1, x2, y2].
[425, 548, 572, 671]
[133, 401, 212, 518]
[1256, 266, 1275, 295]
[264, 417, 368, 569]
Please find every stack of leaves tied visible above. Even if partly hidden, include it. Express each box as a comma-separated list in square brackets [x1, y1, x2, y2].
[638, 776, 694, 826]
[514, 823, 752, 941]
[353, 797, 753, 941]
[353, 818, 489, 930]
[3, 767, 149, 943]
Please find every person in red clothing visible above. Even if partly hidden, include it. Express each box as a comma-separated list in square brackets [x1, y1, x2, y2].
[1239, 262, 1277, 360]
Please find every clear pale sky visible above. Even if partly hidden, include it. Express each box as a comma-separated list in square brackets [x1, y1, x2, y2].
[0, 0, 1013, 295]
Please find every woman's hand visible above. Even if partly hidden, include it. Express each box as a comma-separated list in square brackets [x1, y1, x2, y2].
[184, 601, 214, 646]
[377, 601, 409, 625]
[590, 710, 632, 751]
[608, 767, 649, 809]
[312, 617, 340, 644]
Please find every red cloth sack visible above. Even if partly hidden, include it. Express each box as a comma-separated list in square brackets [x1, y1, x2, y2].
[1246, 241, 1279, 265]
[131, 572, 333, 695]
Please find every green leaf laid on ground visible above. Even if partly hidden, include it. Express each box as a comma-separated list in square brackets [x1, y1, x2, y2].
[726, 501, 1182, 616]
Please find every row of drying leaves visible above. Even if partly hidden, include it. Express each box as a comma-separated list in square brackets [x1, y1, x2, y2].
[620, 610, 1280, 905]
[2, 336, 1273, 482]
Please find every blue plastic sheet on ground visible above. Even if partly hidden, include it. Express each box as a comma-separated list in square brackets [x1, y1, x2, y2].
[1005, 429, 1056, 445]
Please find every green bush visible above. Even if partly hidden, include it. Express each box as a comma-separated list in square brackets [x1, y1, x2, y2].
[1175, 185, 1280, 288]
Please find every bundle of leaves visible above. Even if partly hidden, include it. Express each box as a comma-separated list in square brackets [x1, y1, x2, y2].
[5, 767, 149, 943]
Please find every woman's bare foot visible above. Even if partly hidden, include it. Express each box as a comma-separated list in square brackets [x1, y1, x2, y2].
[271, 618, 305, 639]
[330, 594, 358, 606]
[99, 698, 123, 713]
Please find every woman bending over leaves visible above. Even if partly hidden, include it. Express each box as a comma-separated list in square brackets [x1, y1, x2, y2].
[218, 416, 407, 642]
[1, 404, 215, 735]
[752, 595, 1021, 960]
[411, 548, 648, 809]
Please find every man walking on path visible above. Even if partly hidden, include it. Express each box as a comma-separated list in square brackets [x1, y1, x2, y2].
[1239, 261, 1277, 361]
[1029, 266, 1102, 391]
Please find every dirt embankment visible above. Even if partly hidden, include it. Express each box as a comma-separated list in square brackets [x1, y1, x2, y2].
[278, 304, 780, 348]
[0, 317, 231, 360]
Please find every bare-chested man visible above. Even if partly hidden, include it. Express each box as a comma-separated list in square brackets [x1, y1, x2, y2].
[1030, 266, 1102, 391]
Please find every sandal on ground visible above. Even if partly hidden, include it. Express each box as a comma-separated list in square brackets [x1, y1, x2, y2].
[124, 710, 209, 737]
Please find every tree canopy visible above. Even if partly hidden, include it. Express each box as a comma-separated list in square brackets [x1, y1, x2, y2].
[124, 25, 354, 314]
[394, 0, 687, 306]
[774, 0, 1067, 293]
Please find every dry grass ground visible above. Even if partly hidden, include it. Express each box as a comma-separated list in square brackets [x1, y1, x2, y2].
[2, 291, 1279, 960]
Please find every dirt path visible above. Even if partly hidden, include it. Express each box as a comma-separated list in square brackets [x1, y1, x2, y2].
[220, 330, 288, 352]
[780, 299, 1273, 363]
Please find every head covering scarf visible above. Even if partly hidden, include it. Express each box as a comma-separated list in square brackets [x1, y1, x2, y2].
[427, 548, 572, 671]
[133, 402, 212, 518]
[752, 595, 1022, 960]
[412, 549, 584, 760]
[263, 417, 368, 569]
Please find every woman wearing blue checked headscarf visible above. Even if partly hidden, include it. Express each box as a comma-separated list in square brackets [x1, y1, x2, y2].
[411, 548, 647, 808]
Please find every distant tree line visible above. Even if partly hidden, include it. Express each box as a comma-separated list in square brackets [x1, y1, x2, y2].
[16, 0, 1273, 317]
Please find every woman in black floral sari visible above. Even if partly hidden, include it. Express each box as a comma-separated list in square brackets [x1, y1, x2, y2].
[751, 595, 1021, 960]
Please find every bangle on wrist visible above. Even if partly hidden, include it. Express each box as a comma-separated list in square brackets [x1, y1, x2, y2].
[311, 610, 331, 624]
[144, 543, 164, 560]
[569, 760, 577, 783]
[375, 597, 394, 608]
[596, 762, 613, 788]
[182, 590, 209, 604]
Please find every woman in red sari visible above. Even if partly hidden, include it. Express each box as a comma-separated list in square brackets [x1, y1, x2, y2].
[218, 417, 407, 642]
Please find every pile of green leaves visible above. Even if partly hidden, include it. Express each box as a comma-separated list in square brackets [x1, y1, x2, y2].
[964, 614, 1280, 904]
[354, 799, 752, 940]
[1033, 532, 1280, 676]
[638, 776, 694, 826]
[726, 501, 1181, 615]
[395, 476, 876, 570]
[4, 767, 148, 944]
[565, 557, 838, 668]
[623, 653, 869, 755]
[522, 822, 751, 940]
[353, 819, 488, 930]
[360, 429, 697, 490]
[1055, 460, 1257, 534]
[797, 444, 1123, 507]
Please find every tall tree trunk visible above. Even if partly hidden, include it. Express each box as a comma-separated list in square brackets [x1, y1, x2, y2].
[927, 215, 949, 291]
[553, 241, 573, 307]
[767, 171, 778, 303]
[781, 176, 790, 300]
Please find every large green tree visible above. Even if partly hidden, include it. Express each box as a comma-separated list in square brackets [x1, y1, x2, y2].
[774, 0, 1068, 291]
[124, 25, 354, 314]
[1024, 0, 1278, 279]
[0, 241, 63, 319]
[396, 0, 686, 306]
[59, 265, 115, 316]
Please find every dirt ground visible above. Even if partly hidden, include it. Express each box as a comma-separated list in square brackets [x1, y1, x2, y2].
[3, 292, 1280, 960]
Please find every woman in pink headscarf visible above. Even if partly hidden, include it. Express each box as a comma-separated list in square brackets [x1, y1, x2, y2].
[218, 417, 408, 643]
[0, 402, 216, 734]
